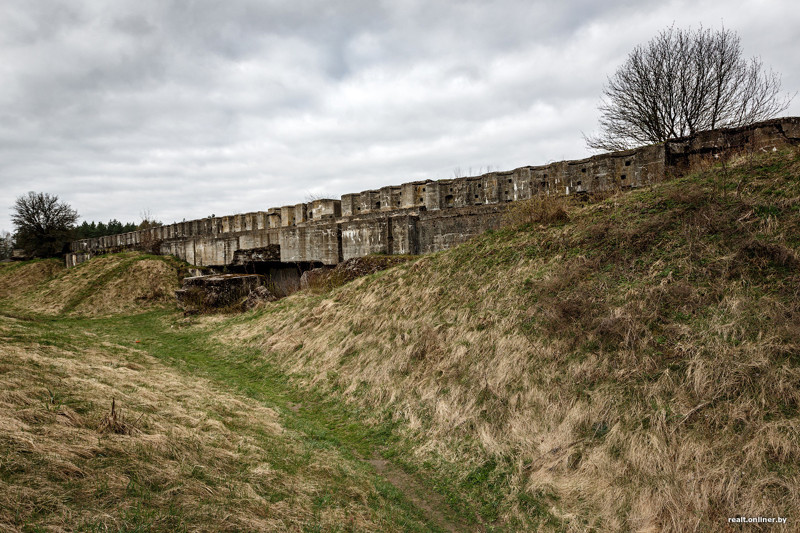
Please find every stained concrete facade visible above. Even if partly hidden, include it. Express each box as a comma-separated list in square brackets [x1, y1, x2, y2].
[67, 118, 800, 269]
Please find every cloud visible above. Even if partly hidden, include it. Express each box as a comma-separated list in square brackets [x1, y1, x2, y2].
[1, 0, 798, 232]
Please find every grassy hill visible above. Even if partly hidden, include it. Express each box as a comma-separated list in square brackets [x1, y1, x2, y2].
[219, 147, 800, 531]
[0, 258, 448, 532]
[1, 146, 799, 531]
[0, 252, 185, 317]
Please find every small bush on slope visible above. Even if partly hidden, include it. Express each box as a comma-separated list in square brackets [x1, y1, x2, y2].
[225, 147, 800, 531]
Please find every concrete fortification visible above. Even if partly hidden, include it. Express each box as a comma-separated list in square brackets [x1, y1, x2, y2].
[68, 118, 800, 274]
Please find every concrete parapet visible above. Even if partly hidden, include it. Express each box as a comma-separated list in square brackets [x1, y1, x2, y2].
[341, 194, 357, 216]
[66, 252, 92, 268]
[379, 186, 402, 210]
[309, 199, 341, 220]
[294, 203, 308, 224]
[280, 206, 296, 227]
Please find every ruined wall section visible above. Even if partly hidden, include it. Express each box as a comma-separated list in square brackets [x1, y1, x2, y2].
[66, 117, 800, 269]
[666, 117, 800, 171]
[341, 216, 390, 260]
[67, 211, 283, 268]
[416, 205, 506, 255]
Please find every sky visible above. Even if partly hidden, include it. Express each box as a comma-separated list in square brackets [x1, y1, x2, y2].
[2, 0, 799, 233]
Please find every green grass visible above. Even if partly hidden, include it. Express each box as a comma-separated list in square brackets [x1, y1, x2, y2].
[0, 308, 448, 531]
[73, 309, 471, 530]
[62, 312, 387, 456]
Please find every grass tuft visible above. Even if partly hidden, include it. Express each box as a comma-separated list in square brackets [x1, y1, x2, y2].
[97, 398, 136, 435]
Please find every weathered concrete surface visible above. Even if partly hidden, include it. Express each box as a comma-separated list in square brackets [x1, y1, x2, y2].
[341, 216, 391, 260]
[176, 274, 265, 310]
[300, 256, 414, 291]
[231, 245, 281, 266]
[417, 205, 506, 255]
[67, 117, 800, 271]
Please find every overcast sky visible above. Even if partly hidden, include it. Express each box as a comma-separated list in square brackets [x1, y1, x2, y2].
[2, 0, 799, 232]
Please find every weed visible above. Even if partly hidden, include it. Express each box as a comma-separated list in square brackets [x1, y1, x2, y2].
[97, 398, 135, 435]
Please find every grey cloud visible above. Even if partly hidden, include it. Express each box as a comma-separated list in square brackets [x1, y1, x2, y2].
[1, 0, 799, 233]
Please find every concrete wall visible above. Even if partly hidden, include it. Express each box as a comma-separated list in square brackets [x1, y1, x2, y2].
[341, 216, 390, 260]
[389, 215, 418, 255]
[68, 117, 800, 269]
[417, 206, 506, 255]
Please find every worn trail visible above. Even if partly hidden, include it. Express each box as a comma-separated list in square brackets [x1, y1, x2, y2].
[368, 453, 475, 533]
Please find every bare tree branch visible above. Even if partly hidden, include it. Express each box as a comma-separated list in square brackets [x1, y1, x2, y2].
[587, 26, 794, 152]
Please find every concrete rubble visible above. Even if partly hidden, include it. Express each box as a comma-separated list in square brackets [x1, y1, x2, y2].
[175, 274, 274, 311]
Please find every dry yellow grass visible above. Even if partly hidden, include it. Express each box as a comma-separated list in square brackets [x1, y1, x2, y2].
[13, 255, 126, 314]
[218, 147, 800, 530]
[0, 259, 64, 300]
[0, 314, 420, 532]
[502, 194, 570, 228]
[73, 258, 179, 316]
[1, 253, 181, 316]
[3, 148, 798, 531]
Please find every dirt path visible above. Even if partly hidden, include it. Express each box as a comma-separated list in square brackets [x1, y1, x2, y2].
[288, 400, 471, 531]
[368, 453, 477, 533]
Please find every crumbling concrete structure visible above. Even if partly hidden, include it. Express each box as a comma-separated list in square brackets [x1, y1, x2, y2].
[67, 118, 800, 274]
[176, 273, 265, 310]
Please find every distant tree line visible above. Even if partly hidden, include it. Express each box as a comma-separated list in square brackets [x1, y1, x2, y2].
[73, 220, 140, 240]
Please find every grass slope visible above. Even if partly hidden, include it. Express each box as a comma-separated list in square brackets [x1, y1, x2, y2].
[221, 147, 800, 531]
[0, 259, 64, 301]
[1, 147, 799, 531]
[0, 252, 185, 317]
[0, 257, 447, 532]
[0, 312, 446, 532]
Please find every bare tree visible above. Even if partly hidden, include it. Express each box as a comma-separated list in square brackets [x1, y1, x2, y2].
[137, 208, 162, 230]
[586, 26, 793, 152]
[11, 191, 79, 257]
[304, 192, 336, 202]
